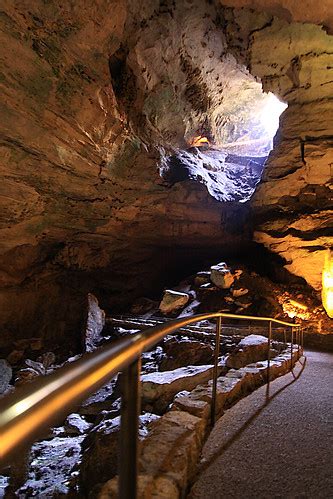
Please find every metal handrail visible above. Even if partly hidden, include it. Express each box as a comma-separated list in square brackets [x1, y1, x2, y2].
[0, 312, 302, 497]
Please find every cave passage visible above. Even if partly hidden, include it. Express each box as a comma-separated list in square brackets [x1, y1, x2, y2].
[161, 91, 287, 202]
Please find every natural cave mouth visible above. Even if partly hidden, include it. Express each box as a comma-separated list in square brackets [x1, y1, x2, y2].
[160, 92, 287, 203]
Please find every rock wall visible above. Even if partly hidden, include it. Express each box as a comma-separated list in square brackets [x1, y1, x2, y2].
[221, 9, 333, 293]
[219, 0, 333, 34]
[0, 0, 332, 347]
[0, 0, 252, 346]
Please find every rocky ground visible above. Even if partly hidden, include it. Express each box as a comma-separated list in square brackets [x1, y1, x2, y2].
[0, 257, 324, 498]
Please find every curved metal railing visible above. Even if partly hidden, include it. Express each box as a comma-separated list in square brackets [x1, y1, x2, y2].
[0, 312, 302, 497]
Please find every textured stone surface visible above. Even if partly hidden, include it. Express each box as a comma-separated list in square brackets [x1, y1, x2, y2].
[0, 359, 12, 394]
[0, 0, 332, 345]
[210, 263, 235, 289]
[159, 290, 190, 315]
[172, 346, 300, 422]
[87, 410, 207, 498]
[226, 334, 270, 368]
[141, 365, 217, 413]
[97, 474, 179, 499]
[0, 0, 254, 346]
[80, 413, 159, 492]
[216, 6, 333, 297]
[240, 16, 333, 294]
[84, 293, 106, 352]
[160, 339, 213, 371]
[219, 0, 333, 33]
[139, 411, 205, 491]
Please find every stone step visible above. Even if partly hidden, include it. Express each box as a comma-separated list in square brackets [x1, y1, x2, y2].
[141, 363, 227, 414]
[105, 315, 275, 341]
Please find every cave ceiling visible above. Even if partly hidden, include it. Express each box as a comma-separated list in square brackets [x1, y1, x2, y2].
[0, 0, 332, 340]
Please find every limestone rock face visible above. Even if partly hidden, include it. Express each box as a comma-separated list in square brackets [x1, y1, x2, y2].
[0, 0, 332, 344]
[139, 411, 205, 491]
[0, 359, 12, 394]
[141, 365, 217, 413]
[219, 0, 333, 34]
[98, 474, 178, 499]
[160, 339, 213, 371]
[159, 290, 190, 315]
[210, 263, 235, 289]
[84, 293, 106, 352]
[225, 335, 270, 369]
[80, 414, 159, 492]
[222, 11, 333, 294]
[0, 0, 253, 345]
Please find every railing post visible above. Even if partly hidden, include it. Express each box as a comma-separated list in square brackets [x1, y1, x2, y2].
[211, 316, 222, 426]
[290, 327, 294, 370]
[301, 326, 304, 350]
[297, 327, 300, 355]
[283, 327, 287, 347]
[119, 357, 141, 499]
[266, 320, 272, 400]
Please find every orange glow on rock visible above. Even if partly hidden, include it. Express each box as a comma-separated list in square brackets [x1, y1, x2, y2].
[282, 300, 310, 320]
[322, 249, 333, 318]
[190, 135, 210, 147]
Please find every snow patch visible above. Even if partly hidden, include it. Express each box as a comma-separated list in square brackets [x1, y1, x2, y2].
[141, 364, 213, 385]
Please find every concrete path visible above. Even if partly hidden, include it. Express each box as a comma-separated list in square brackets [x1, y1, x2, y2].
[190, 351, 333, 498]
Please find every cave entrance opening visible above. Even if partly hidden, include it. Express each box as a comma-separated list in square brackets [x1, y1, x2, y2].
[160, 90, 287, 203]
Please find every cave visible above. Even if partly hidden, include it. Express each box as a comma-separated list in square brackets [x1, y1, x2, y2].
[0, 0, 333, 497]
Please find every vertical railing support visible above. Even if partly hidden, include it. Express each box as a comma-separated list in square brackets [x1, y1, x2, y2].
[119, 357, 141, 499]
[297, 327, 300, 355]
[290, 327, 294, 370]
[211, 315, 222, 426]
[266, 320, 272, 401]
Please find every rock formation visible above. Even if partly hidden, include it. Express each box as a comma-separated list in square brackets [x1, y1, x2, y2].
[0, 0, 332, 347]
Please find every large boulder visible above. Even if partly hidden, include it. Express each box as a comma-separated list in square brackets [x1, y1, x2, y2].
[84, 294, 106, 352]
[194, 271, 211, 287]
[159, 290, 190, 315]
[210, 263, 235, 289]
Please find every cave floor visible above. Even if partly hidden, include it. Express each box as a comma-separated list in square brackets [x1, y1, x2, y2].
[189, 350, 333, 498]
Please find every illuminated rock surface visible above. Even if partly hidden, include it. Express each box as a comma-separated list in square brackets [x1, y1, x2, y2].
[322, 249, 333, 318]
[0, 0, 332, 346]
[159, 290, 190, 315]
[210, 262, 235, 289]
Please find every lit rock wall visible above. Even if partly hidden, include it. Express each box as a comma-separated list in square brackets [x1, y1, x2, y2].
[0, 0, 332, 345]
[0, 0, 253, 346]
[221, 10, 333, 292]
[219, 0, 333, 34]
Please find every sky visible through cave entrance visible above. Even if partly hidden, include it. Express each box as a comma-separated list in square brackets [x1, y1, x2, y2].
[161, 92, 287, 203]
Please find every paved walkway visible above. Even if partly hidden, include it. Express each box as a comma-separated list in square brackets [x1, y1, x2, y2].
[190, 351, 333, 498]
